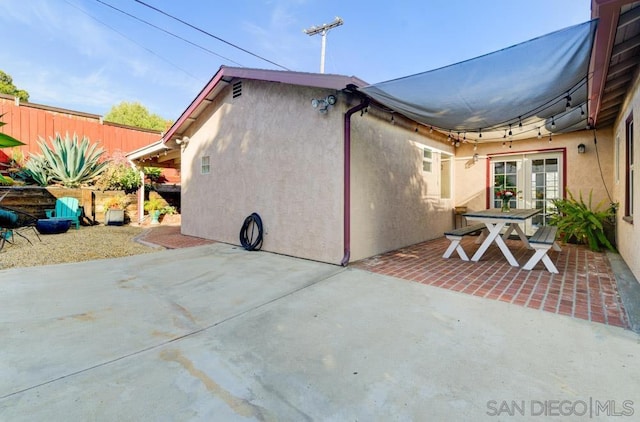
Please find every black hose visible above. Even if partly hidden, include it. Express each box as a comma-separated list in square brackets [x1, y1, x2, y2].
[239, 212, 263, 251]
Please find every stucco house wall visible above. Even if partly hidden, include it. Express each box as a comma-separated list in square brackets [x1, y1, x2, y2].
[454, 130, 614, 214]
[177, 74, 457, 265]
[180, 79, 346, 264]
[350, 110, 454, 261]
[613, 71, 640, 281]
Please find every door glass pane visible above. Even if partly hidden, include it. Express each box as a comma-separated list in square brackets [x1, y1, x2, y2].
[493, 160, 519, 208]
[530, 157, 561, 227]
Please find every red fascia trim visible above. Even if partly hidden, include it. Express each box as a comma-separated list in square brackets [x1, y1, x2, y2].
[589, 0, 629, 126]
[162, 68, 227, 144]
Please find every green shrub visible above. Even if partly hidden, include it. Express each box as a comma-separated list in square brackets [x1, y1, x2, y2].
[143, 167, 163, 182]
[95, 163, 141, 193]
[144, 198, 164, 212]
[549, 189, 617, 252]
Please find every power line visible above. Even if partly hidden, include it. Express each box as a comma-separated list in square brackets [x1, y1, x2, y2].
[63, 0, 204, 82]
[133, 0, 290, 71]
[93, 0, 243, 67]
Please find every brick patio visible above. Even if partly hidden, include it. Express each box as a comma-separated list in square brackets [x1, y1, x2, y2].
[352, 235, 630, 329]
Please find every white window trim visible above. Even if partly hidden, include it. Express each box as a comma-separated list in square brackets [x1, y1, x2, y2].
[201, 156, 210, 174]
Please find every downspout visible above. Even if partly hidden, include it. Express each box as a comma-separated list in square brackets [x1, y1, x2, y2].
[341, 98, 369, 266]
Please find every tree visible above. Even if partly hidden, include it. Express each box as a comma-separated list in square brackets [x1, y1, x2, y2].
[0, 70, 29, 102]
[104, 101, 172, 131]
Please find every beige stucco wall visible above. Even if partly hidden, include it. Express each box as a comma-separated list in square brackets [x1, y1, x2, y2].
[454, 130, 614, 213]
[180, 80, 345, 264]
[349, 110, 455, 261]
[612, 72, 640, 281]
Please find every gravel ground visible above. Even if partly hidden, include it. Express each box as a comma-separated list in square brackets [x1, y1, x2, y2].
[0, 225, 161, 270]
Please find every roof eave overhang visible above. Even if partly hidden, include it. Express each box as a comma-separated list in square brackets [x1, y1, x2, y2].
[161, 66, 369, 145]
[589, 0, 631, 126]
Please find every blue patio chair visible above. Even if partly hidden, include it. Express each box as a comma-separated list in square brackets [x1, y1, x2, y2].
[45, 197, 82, 229]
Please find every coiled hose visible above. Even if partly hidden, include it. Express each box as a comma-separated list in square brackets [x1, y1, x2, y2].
[239, 212, 263, 251]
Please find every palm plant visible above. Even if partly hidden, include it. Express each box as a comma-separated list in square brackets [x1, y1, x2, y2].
[29, 133, 109, 187]
[549, 189, 617, 252]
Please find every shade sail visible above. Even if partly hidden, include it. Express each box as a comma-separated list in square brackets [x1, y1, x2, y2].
[360, 20, 598, 142]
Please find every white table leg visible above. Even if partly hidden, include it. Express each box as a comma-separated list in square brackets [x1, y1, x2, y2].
[511, 223, 531, 248]
[471, 222, 519, 266]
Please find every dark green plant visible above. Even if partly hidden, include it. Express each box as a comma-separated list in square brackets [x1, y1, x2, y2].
[29, 133, 108, 187]
[549, 189, 617, 252]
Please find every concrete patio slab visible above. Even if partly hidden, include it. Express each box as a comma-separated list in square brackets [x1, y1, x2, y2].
[1, 243, 638, 420]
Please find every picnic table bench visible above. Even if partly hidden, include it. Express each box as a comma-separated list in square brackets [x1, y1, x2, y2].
[522, 225, 561, 273]
[442, 223, 486, 261]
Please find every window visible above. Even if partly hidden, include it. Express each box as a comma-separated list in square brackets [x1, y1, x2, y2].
[625, 115, 634, 220]
[422, 148, 433, 172]
[440, 155, 451, 199]
[201, 156, 210, 174]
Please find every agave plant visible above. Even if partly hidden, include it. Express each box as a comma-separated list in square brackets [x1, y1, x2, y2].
[31, 133, 109, 187]
[23, 154, 52, 186]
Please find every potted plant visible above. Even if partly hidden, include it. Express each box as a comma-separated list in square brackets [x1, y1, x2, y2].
[103, 195, 128, 226]
[549, 189, 617, 252]
[144, 198, 164, 225]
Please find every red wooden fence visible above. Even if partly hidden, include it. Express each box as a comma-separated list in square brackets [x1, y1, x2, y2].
[0, 94, 161, 160]
[0, 94, 179, 183]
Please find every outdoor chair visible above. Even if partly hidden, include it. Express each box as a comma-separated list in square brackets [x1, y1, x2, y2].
[0, 206, 41, 252]
[45, 197, 81, 229]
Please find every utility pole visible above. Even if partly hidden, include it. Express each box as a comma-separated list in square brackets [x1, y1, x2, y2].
[303, 17, 343, 74]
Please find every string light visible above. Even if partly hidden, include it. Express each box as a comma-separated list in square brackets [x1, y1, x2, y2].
[551, 116, 556, 130]
[565, 94, 572, 110]
[508, 124, 513, 140]
[549, 134, 553, 143]
[518, 116, 523, 131]
[537, 127, 542, 139]
[580, 105, 585, 116]
[478, 128, 482, 138]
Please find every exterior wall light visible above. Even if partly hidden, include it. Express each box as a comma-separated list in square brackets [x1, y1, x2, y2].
[577, 143, 586, 154]
[311, 95, 337, 113]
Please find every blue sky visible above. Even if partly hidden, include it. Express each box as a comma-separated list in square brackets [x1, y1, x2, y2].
[0, 0, 590, 121]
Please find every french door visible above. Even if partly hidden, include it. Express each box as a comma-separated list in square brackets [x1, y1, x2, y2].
[491, 152, 563, 234]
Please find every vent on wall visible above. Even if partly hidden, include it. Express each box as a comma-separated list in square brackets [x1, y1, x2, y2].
[232, 81, 242, 98]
